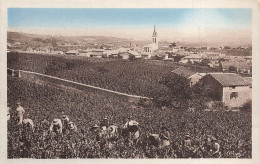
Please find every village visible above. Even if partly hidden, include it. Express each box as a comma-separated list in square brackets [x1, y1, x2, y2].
[7, 26, 252, 109]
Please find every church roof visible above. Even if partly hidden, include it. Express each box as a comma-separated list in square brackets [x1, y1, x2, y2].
[152, 25, 157, 37]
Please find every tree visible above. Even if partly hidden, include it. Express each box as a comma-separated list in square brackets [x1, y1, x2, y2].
[229, 66, 237, 72]
[128, 55, 136, 61]
[152, 73, 192, 109]
[201, 59, 210, 66]
[169, 42, 177, 48]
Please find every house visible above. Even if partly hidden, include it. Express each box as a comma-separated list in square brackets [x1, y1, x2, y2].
[153, 51, 168, 60]
[199, 73, 251, 108]
[66, 50, 79, 55]
[244, 56, 252, 63]
[141, 52, 152, 59]
[221, 61, 252, 74]
[51, 51, 64, 55]
[171, 66, 206, 86]
[104, 50, 119, 58]
[87, 49, 105, 58]
[118, 51, 141, 59]
[129, 51, 141, 58]
[78, 50, 91, 57]
[180, 54, 202, 64]
[26, 47, 33, 52]
[118, 52, 130, 59]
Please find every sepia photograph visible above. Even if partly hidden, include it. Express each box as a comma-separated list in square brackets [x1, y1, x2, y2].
[1, 0, 260, 162]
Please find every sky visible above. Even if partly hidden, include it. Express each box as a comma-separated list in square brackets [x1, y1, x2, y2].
[8, 8, 252, 45]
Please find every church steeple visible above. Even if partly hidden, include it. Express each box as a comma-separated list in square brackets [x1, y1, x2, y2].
[152, 25, 157, 37]
[152, 25, 158, 44]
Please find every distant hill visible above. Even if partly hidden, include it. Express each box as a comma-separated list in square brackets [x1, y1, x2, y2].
[7, 31, 135, 49]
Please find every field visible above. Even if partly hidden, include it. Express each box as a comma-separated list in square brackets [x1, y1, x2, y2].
[7, 76, 252, 158]
[7, 52, 216, 98]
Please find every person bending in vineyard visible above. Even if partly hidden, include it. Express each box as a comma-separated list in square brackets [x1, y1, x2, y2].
[122, 116, 140, 145]
[159, 126, 170, 149]
[182, 133, 193, 158]
[210, 138, 221, 158]
[16, 101, 25, 125]
[100, 116, 109, 130]
[62, 114, 70, 134]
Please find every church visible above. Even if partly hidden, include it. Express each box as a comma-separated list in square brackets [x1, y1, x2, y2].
[143, 25, 159, 53]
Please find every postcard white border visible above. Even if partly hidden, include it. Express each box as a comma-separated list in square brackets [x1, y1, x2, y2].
[0, 0, 259, 164]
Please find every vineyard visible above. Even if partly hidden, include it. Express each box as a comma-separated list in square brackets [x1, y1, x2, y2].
[7, 76, 252, 158]
[7, 52, 216, 98]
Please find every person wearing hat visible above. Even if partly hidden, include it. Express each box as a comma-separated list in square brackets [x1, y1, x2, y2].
[159, 126, 170, 149]
[16, 101, 25, 125]
[211, 137, 221, 157]
[92, 124, 99, 130]
[62, 114, 70, 134]
[100, 116, 109, 130]
[184, 133, 192, 149]
[50, 119, 63, 134]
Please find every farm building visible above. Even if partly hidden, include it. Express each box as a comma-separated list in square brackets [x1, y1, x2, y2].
[221, 61, 252, 74]
[51, 51, 64, 55]
[199, 73, 251, 108]
[180, 54, 202, 64]
[129, 51, 141, 58]
[87, 49, 105, 58]
[171, 66, 206, 86]
[104, 50, 119, 58]
[66, 50, 79, 55]
[118, 51, 141, 59]
[78, 50, 91, 57]
[118, 52, 130, 59]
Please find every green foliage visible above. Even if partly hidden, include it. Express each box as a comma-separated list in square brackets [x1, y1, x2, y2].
[240, 100, 252, 112]
[201, 59, 210, 66]
[229, 66, 237, 72]
[7, 76, 252, 158]
[152, 73, 191, 108]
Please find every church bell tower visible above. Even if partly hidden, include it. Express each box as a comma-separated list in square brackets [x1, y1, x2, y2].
[152, 25, 158, 45]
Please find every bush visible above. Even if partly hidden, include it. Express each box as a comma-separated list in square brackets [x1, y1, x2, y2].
[240, 100, 252, 112]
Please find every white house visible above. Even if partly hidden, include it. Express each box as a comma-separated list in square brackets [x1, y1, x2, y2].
[199, 73, 251, 108]
[180, 54, 202, 64]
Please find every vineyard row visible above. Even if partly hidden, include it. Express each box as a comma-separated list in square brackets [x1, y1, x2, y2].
[7, 68, 150, 100]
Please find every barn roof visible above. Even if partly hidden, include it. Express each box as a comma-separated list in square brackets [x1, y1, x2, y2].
[171, 66, 197, 78]
[208, 73, 250, 86]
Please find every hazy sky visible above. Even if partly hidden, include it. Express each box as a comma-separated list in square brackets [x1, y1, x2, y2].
[8, 8, 252, 45]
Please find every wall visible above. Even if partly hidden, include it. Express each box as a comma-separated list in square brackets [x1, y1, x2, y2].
[199, 75, 223, 101]
[222, 86, 251, 108]
[13, 69, 150, 100]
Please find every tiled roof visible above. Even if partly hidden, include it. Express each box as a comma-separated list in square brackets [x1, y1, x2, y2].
[171, 66, 197, 78]
[209, 73, 250, 86]
[221, 61, 251, 70]
[154, 51, 167, 57]
[183, 54, 202, 59]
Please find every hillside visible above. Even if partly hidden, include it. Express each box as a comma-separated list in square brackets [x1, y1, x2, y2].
[7, 31, 134, 49]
